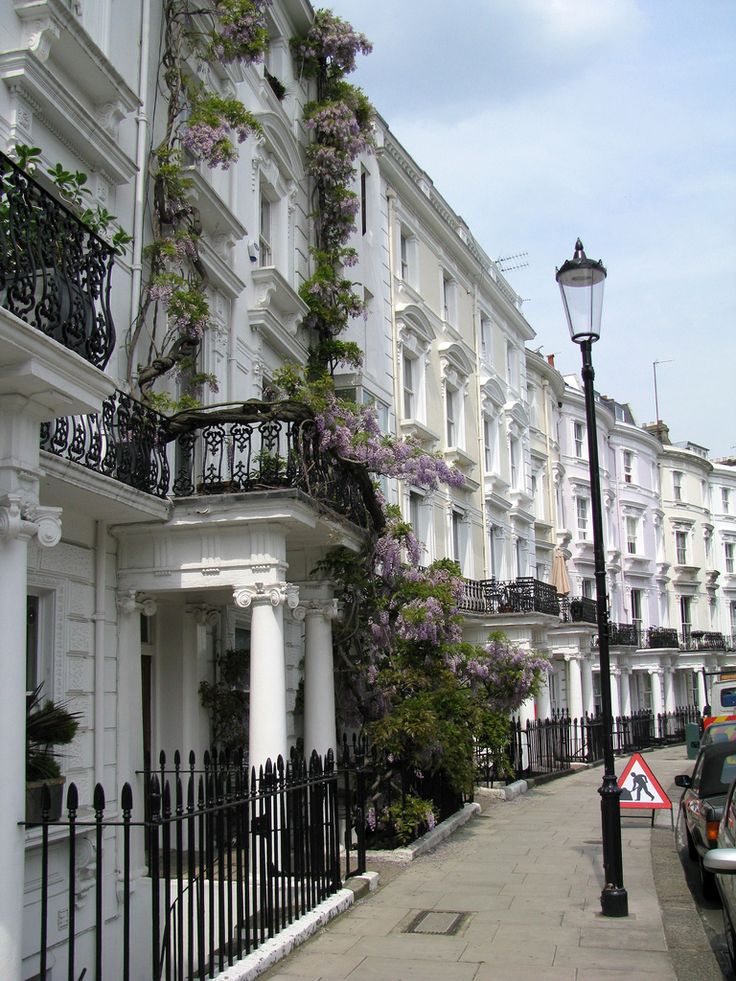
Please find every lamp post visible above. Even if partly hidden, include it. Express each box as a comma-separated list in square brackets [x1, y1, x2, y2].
[556, 239, 628, 918]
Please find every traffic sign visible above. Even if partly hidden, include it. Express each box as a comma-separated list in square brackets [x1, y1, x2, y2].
[617, 753, 672, 810]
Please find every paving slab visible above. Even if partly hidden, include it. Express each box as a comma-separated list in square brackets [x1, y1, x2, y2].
[253, 745, 723, 981]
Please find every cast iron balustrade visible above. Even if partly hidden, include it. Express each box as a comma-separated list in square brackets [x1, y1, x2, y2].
[167, 400, 384, 531]
[559, 595, 598, 624]
[0, 150, 116, 368]
[688, 631, 727, 651]
[646, 627, 680, 649]
[459, 577, 560, 616]
[40, 390, 170, 497]
[608, 622, 641, 647]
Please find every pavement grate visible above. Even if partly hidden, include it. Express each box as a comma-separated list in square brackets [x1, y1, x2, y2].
[404, 910, 470, 936]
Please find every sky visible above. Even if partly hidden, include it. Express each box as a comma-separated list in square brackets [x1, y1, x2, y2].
[326, 0, 736, 459]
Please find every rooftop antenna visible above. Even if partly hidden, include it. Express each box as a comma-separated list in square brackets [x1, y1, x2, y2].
[496, 251, 528, 273]
[652, 359, 672, 423]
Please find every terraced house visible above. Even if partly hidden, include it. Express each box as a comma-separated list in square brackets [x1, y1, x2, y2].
[1, 1, 735, 979]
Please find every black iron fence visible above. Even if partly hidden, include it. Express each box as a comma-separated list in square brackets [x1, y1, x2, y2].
[27, 750, 341, 981]
[40, 389, 170, 497]
[459, 577, 560, 616]
[0, 149, 116, 368]
[559, 595, 598, 624]
[609, 622, 641, 646]
[478, 706, 701, 783]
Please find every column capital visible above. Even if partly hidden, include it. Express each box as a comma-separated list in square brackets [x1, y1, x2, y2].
[234, 581, 299, 610]
[185, 603, 219, 626]
[0, 495, 62, 547]
[117, 590, 157, 617]
[293, 598, 339, 623]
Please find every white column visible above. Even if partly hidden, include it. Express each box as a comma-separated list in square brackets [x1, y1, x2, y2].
[537, 671, 552, 720]
[651, 668, 664, 719]
[610, 668, 621, 719]
[664, 665, 676, 714]
[620, 669, 632, 717]
[581, 656, 594, 716]
[234, 583, 299, 769]
[0, 500, 61, 976]
[298, 599, 338, 761]
[697, 668, 708, 712]
[567, 656, 584, 720]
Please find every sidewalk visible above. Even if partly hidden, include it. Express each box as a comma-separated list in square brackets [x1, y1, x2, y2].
[257, 745, 722, 981]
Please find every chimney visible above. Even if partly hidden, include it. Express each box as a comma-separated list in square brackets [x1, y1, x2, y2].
[547, 354, 555, 367]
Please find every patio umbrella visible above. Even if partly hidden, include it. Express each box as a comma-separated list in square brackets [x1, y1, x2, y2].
[550, 549, 571, 596]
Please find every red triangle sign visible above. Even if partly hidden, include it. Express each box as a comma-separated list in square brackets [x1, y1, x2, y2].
[617, 753, 672, 810]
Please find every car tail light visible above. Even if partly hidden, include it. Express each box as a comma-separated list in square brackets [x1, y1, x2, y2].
[707, 820, 720, 844]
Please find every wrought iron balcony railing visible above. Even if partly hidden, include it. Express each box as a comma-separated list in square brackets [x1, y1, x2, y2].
[459, 577, 560, 616]
[608, 622, 641, 647]
[559, 595, 598, 624]
[686, 631, 728, 651]
[0, 151, 116, 369]
[646, 627, 679, 649]
[167, 401, 384, 531]
[40, 390, 170, 497]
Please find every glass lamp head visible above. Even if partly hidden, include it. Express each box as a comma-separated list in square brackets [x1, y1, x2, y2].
[556, 238, 607, 343]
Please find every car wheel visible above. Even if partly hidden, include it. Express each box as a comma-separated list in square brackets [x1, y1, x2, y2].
[700, 857, 719, 901]
[686, 826, 698, 860]
[724, 906, 736, 974]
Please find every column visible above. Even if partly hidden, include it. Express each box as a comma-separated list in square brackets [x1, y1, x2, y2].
[610, 668, 621, 719]
[0, 498, 61, 976]
[696, 668, 708, 713]
[663, 665, 676, 714]
[566, 655, 584, 720]
[581, 656, 594, 716]
[297, 599, 338, 761]
[234, 582, 299, 769]
[620, 669, 632, 717]
[537, 670, 552, 720]
[650, 669, 664, 732]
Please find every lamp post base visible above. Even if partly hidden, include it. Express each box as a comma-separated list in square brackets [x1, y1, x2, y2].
[601, 885, 628, 918]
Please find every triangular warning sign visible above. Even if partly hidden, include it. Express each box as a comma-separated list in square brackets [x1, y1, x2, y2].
[617, 753, 671, 809]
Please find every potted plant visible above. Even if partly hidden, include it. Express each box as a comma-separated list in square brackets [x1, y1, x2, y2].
[26, 685, 80, 824]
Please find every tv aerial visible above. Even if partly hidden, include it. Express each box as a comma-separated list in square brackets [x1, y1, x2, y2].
[496, 251, 529, 273]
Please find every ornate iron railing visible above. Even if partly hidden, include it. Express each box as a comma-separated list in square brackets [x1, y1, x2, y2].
[559, 595, 598, 624]
[40, 390, 170, 497]
[646, 627, 680, 649]
[0, 150, 115, 368]
[167, 400, 384, 530]
[459, 577, 560, 616]
[609, 622, 641, 646]
[688, 631, 728, 651]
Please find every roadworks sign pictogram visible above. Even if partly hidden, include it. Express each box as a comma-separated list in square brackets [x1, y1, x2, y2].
[617, 753, 672, 810]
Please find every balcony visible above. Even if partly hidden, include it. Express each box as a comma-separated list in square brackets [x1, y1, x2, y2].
[608, 622, 642, 647]
[646, 627, 679, 649]
[40, 396, 384, 531]
[459, 577, 560, 616]
[0, 151, 116, 369]
[559, 595, 598, 624]
[687, 631, 729, 651]
[40, 390, 170, 497]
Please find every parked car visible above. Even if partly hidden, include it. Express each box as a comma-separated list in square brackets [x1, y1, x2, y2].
[703, 781, 736, 973]
[675, 741, 736, 899]
[701, 721, 736, 748]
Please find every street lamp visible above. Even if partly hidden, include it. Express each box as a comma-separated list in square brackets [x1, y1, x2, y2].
[557, 239, 628, 918]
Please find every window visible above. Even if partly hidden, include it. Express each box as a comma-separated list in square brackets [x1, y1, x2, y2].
[398, 227, 415, 283]
[574, 422, 584, 459]
[515, 537, 526, 577]
[509, 437, 520, 488]
[258, 191, 272, 267]
[361, 389, 389, 433]
[360, 167, 367, 236]
[483, 417, 495, 473]
[726, 542, 735, 575]
[680, 596, 692, 646]
[630, 589, 643, 636]
[723, 488, 731, 514]
[480, 315, 492, 363]
[488, 524, 498, 578]
[582, 578, 595, 600]
[446, 386, 459, 447]
[623, 450, 633, 484]
[451, 509, 465, 572]
[402, 352, 416, 420]
[26, 590, 54, 698]
[675, 529, 688, 565]
[673, 471, 683, 502]
[506, 342, 517, 388]
[626, 516, 639, 555]
[577, 497, 589, 540]
[442, 273, 456, 323]
[26, 595, 40, 695]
